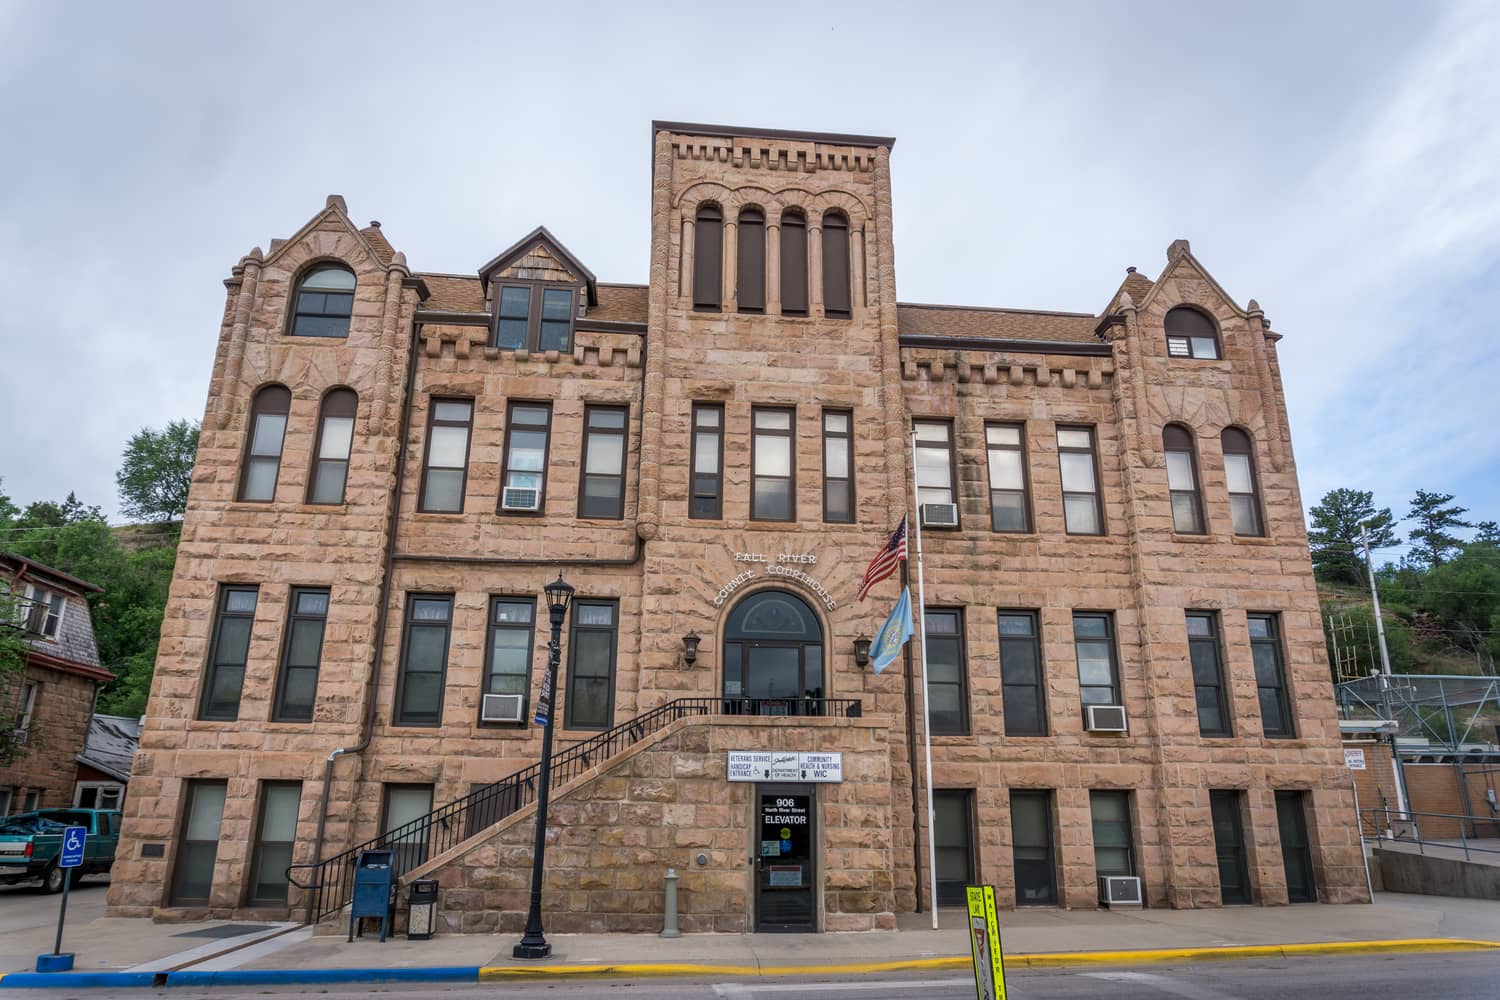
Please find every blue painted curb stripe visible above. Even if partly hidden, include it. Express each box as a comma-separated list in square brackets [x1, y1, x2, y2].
[0, 967, 480, 989]
[0, 973, 159, 989]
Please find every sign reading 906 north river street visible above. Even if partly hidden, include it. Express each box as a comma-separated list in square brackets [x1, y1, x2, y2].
[727, 751, 843, 783]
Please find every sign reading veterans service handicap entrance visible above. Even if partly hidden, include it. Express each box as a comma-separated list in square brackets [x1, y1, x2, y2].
[1344, 748, 1367, 770]
[966, 884, 1007, 1000]
[727, 751, 843, 783]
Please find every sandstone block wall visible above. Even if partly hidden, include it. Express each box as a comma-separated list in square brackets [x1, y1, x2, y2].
[0, 662, 97, 809]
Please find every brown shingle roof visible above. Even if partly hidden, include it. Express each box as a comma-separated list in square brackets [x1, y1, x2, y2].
[419, 273, 485, 312]
[591, 283, 648, 324]
[1100, 270, 1155, 315]
[896, 302, 1102, 344]
[360, 224, 396, 266]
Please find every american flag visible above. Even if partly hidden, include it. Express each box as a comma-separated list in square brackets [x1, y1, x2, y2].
[857, 517, 908, 602]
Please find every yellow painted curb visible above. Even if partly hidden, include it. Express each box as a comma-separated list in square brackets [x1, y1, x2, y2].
[477, 938, 1500, 981]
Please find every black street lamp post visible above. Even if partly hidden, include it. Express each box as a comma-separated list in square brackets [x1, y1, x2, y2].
[513, 573, 574, 960]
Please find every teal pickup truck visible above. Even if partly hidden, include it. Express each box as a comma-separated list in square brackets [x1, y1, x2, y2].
[0, 809, 120, 892]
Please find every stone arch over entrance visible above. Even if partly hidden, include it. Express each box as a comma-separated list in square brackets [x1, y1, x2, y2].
[722, 589, 826, 713]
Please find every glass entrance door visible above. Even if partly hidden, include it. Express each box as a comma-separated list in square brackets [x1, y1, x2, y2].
[1276, 791, 1317, 903]
[723, 591, 825, 716]
[1210, 790, 1252, 904]
[756, 788, 816, 932]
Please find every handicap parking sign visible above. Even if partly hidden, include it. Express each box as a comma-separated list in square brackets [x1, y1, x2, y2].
[59, 826, 86, 869]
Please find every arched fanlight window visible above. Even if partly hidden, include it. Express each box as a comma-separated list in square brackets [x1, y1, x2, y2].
[1221, 428, 1264, 536]
[1164, 307, 1220, 359]
[821, 211, 850, 318]
[780, 209, 808, 316]
[239, 385, 292, 502]
[693, 204, 723, 311]
[737, 207, 765, 313]
[291, 265, 356, 338]
[307, 388, 358, 504]
[1163, 424, 1205, 534]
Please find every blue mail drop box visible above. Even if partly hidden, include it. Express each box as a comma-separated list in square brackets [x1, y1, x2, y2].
[348, 849, 395, 942]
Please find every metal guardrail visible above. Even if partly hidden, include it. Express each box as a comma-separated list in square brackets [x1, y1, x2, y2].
[286, 695, 862, 924]
[1361, 807, 1500, 862]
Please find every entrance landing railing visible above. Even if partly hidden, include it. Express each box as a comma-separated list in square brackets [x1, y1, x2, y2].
[286, 696, 861, 924]
[1361, 807, 1500, 862]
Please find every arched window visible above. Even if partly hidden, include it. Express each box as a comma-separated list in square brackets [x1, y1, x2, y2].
[736, 207, 765, 313]
[1164, 307, 1220, 359]
[821, 211, 851, 318]
[780, 209, 808, 316]
[1221, 428, 1264, 536]
[307, 388, 358, 504]
[239, 385, 291, 502]
[1163, 425, 1205, 534]
[723, 590, 825, 712]
[692, 204, 723, 311]
[291, 265, 356, 338]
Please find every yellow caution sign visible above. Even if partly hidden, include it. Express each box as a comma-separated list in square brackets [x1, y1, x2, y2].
[965, 884, 1007, 1000]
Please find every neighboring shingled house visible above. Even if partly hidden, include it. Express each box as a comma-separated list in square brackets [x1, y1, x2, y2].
[74, 713, 140, 810]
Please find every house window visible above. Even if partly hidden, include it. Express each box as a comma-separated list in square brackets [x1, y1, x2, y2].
[986, 423, 1031, 532]
[290, 265, 355, 338]
[780, 210, 808, 315]
[925, 609, 968, 736]
[247, 781, 301, 905]
[492, 285, 577, 352]
[74, 782, 123, 811]
[0, 788, 10, 816]
[394, 595, 452, 727]
[238, 385, 291, 502]
[751, 407, 795, 522]
[1165, 307, 1220, 359]
[538, 288, 574, 352]
[998, 612, 1045, 736]
[495, 286, 531, 350]
[1250, 613, 1294, 738]
[170, 779, 227, 904]
[21, 789, 38, 812]
[419, 398, 472, 513]
[1073, 612, 1120, 710]
[737, 208, 765, 313]
[22, 588, 62, 639]
[914, 420, 956, 522]
[1057, 426, 1102, 535]
[822, 211, 851, 318]
[272, 588, 329, 723]
[382, 783, 433, 875]
[690, 404, 724, 520]
[198, 586, 259, 722]
[1090, 790, 1135, 877]
[933, 790, 975, 906]
[1221, 428, 1264, 537]
[822, 409, 854, 523]
[1011, 790, 1058, 906]
[565, 600, 618, 730]
[1164, 424, 1205, 534]
[16, 681, 38, 732]
[1188, 612, 1231, 737]
[579, 406, 627, 519]
[693, 204, 723, 311]
[484, 598, 535, 722]
[501, 403, 552, 514]
[308, 389, 357, 504]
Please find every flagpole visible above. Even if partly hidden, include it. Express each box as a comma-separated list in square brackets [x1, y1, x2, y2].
[908, 429, 939, 930]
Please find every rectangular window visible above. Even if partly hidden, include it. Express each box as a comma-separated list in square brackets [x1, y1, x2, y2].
[247, 781, 301, 905]
[690, 404, 724, 520]
[751, 407, 795, 522]
[272, 587, 329, 723]
[419, 398, 472, 513]
[1188, 612, 1232, 737]
[925, 609, 968, 736]
[394, 595, 453, 727]
[913, 420, 956, 516]
[1073, 612, 1120, 710]
[998, 612, 1045, 736]
[1275, 791, 1317, 903]
[0, 788, 10, 817]
[495, 285, 531, 350]
[565, 600, 618, 730]
[1057, 426, 1102, 535]
[198, 586, 259, 721]
[1210, 790, 1251, 904]
[484, 598, 536, 720]
[933, 790, 975, 906]
[382, 783, 433, 875]
[579, 406, 627, 519]
[1225, 452, 1264, 536]
[1010, 790, 1057, 906]
[17, 681, 37, 732]
[1249, 613, 1294, 738]
[500, 402, 552, 514]
[822, 409, 854, 523]
[171, 779, 227, 904]
[494, 284, 575, 352]
[1090, 790, 1135, 877]
[985, 423, 1031, 532]
[23, 586, 63, 639]
[538, 288, 575, 353]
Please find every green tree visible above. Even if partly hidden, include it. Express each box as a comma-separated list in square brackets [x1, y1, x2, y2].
[1308, 488, 1398, 584]
[1406, 489, 1472, 569]
[1419, 542, 1500, 672]
[0, 591, 34, 766]
[116, 420, 199, 522]
[1474, 520, 1500, 544]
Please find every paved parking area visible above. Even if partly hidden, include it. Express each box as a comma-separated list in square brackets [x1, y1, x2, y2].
[0, 876, 110, 971]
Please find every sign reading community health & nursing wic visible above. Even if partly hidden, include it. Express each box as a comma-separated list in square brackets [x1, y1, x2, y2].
[727, 751, 844, 783]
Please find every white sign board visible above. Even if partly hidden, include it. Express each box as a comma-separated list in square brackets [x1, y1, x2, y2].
[727, 751, 844, 783]
[1344, 748, 1367, 771]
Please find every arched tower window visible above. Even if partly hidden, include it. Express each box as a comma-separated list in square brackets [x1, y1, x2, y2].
[780, 210, 808, 316]
[736, 207, 765, 313]
[291, 264, 356, 338]
[1163, 424, 1205, 534]
[1221, 428, 1264, 536]
[693, 204, 723, 311]
[821, 211, 851, 318]
[308, 388, 358, 504]
[239, 385, 291, 502]
[1164, 307, 1220, 359]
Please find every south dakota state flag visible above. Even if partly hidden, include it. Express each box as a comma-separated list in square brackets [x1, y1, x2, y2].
[870, 587, 914, 675]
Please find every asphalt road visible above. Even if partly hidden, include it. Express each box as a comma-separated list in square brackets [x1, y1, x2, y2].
[156, 951, 1497, 999]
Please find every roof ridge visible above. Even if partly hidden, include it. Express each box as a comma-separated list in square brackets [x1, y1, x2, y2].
[897, 301, 1096, 319]
[417, 271, 482, 280]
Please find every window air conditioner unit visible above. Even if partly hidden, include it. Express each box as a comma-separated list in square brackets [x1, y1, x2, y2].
[1099, 875, 1142, 907]
[480, 694, 525, 723]
[1085, 704, 1128, 733]
[501, 487, 541, 512]
[920, 503, 959, 528]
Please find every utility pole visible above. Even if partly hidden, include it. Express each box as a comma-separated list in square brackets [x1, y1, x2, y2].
[1362, 524, 1411, 819]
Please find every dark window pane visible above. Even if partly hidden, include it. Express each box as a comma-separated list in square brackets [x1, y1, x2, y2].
[496, 318, 527, 350]
[822, 214, 851, 316]
[780, 213, 807, 314]
[694, 206, 723, 310]
[737, 210, 765, 312]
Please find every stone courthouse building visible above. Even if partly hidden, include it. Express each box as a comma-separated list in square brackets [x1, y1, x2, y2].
[109, 121, 1368, 932]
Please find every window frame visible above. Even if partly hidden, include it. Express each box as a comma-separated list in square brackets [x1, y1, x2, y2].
[198, 585, 259, 722]
[693, 204, 724, 312]
[998, 610, 1046, 736]
[500, 401, 554, 517]
[1057, 424, 1104, 535]
[393, 593, 454, 728]
[271, 586, 330, 723]
[821, 211, 851, 318]
[1164, 306, 1222, 360]
[564, 598, 619, 731]
[490, 280, 579, 353]
[170, 778, 228, 905]
[1188, 611, 1233, 738]
[1249, 612, 1295, 738]
[779, 210, 808, 316]
[1010, 789, 1058, 907]
[288, 263, 356, 339]
[985, 421, 1032, 533]
[481, 596, 537, 726]
[306, 388, 358, 505]
[1072, 611, 1122, 712]
[736, 207, 765, 313]
[913, 418, 959, 528]
[1222, 428, 1265, 537]
[690, 403, 725, 520]
[237, 384, 292, 503]
[1089, 789, 1136, 878]
[821, 408, 855, 524]
[23, 586, 63, 640]
[17, 681, 38, 731]
[380, 782, 434, 875]
[924, 607, 969, 736]
[933, 789, 976, 906]
[246, 780, 301, 906]
[578, 404, 628, 520]
[750, 406, 797, 523]
[1163, 424, 1206, 535]
[417, 397, 473, 514]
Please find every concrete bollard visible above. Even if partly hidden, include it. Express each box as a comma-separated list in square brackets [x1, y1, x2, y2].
[660, 868, 681, 938]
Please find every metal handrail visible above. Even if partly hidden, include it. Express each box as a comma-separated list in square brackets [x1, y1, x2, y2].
[1360, 806, 1500, 862]
[287, 695, 862, 923]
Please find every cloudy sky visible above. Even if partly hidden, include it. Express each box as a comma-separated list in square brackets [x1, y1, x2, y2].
[1, 1, 1495, 552]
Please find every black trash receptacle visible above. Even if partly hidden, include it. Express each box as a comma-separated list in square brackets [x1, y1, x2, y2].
[407, 879, 439, 940]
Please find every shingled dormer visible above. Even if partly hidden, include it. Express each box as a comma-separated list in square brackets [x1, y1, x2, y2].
[478, 227, 598, 354]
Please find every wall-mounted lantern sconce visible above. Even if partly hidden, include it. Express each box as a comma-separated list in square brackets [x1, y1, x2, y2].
[853, 635, 871, 668]
[682, 631, 701, 665]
